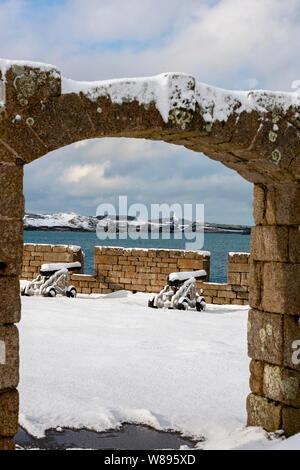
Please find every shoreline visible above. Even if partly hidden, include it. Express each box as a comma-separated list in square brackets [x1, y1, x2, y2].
[24, 227, 251, 235]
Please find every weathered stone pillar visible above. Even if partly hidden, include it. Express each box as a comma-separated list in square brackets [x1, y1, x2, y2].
[0, 160, 23, 450]
[247, 183, 300, 437]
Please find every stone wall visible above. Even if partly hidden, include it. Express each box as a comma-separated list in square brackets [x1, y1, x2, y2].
[246, 184, 300, 437]
[0, 166, 22, 451]
[21, 244, 250, 305]
[71, 246, 210, 294]
[21, 244, 84, 280]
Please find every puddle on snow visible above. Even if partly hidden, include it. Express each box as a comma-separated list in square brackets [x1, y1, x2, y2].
[16, 424, 201, 450]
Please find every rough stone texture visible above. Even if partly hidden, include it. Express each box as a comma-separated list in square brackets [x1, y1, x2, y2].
[249, 360, 264, 396]
[22, 243, 84, 280]
[92, 246, 210, 295]
[0, 62, 299, 184]
[0, 218, 23, 277]
[261, 263, 300, 316]
[0, 390, 19, 437]
[0, 60, 299, 441]
[253, 184, 300, 226]
[248, 263, 261, 311]
[284, 315, 300, 372]
[249, 184, 300, 436]
[248, 310, 283, 365]
[265, 185, 300, 226]
[250, 226, 289, 262]
[289, 228, 300, 264]
[0, 326, 19, 391]
[0, 437, 15, 450]
[246, 393, 282, 432]
[0, 277, 21, 324]
[263, 364, 300, 408]
[253, 184, 266, 226]
[0, 165, 24, 219]
[282, 407, 300, 438]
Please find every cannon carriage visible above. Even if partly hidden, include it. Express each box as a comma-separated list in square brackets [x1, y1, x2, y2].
[148, 270, 207, 311]
[21, 262, 82, 298]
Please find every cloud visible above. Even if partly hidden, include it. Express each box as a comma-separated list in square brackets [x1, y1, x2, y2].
[60, 161, 111, 184]
[61, 0, 196, 42]
[0, 0, 299, 88]
[46, 0, 300, 91]
[2, 0, 298, 223]
[24, 138, 253, 224]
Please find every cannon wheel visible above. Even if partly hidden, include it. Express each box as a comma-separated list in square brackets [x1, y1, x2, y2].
[177, 300, 188, 310]
[196, 299, 206, 311]
[47, 288, 57, 298]
[148, 298, 157, 309]
[67, 287, 77, 298]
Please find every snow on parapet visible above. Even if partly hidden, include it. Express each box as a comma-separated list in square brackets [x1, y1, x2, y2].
[62, 71, 299, 124]
[62, 73, 195, 123]
[41, 262, 81, 272]
[0, 58, 60, 108]
[0, 58, 298, 124]
[168, 270, 207, 282]
[96, 246, 211, 256]
[24, 243, 82, 253]
[0, 58, 60, 81]
[196, 83, 300, 123]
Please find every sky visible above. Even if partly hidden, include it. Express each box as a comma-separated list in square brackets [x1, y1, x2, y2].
[1, 0, 299, 224]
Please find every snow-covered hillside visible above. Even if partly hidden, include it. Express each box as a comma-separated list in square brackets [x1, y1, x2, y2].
[24, 212, 99, 231]
[24, 212, 251, 234]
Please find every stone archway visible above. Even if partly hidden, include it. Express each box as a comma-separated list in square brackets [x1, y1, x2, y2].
[0, 59, 299, 449]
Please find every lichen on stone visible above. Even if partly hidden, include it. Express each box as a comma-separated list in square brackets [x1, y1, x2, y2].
[271, 148, 281, 165]
[12, 65, 25, 76]
[266, 324, 273, 336]
[272, 115, 280, 124]
[37, 72, 47, 85]
[17, 94, 28, 107]
[168, 108, 193, 130]
[14, 74, 36, 97]
[26, 117, 34, 127]
[282, 377, 298, 401]
[264, 364, 299, 402]
[269, 131, 277, 142]
[259, 328, 266, 346]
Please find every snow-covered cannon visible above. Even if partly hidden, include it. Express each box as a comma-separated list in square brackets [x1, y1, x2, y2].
[21, 262, 82, 298]
[148, 270, 207, 311]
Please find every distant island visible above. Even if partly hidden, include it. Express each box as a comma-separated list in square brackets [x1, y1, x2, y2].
[24, 213, 251, 234]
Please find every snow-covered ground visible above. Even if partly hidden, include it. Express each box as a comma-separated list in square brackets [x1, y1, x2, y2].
[18, 289, 299, 450]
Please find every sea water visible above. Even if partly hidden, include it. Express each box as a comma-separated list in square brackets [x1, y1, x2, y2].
[23, 231, 250, 283]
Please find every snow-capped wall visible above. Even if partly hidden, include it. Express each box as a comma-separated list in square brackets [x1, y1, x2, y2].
[62, 73, 195, 124]
[22, 243, 84, 280]
[61, 70, 300, 124]
[22, 244, 249, 304]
